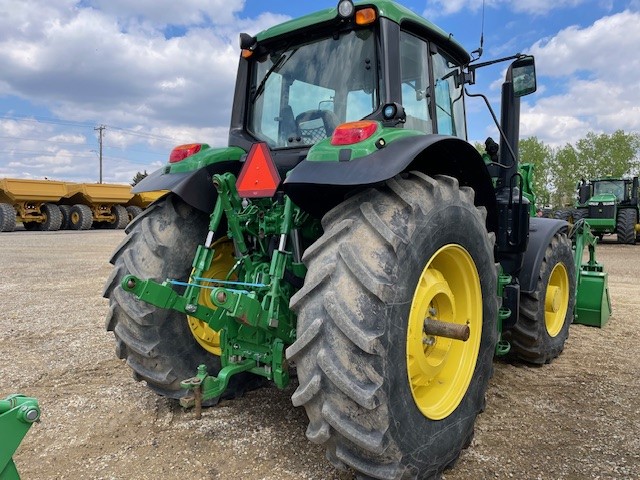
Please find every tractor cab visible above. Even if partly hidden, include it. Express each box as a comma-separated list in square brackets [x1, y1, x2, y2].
[229, 0, 471, 172]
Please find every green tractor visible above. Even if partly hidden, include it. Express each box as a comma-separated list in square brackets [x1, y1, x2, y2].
[574, 177, 639, 244]
[104, 1, 610, 477]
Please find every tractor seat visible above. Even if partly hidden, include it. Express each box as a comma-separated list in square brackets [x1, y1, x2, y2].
[295, 110, 339, 145]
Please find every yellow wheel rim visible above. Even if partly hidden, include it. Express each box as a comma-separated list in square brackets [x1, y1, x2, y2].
[406, 244, 482, 420]
[187, 238, 236, 356]
[544, 262, 569, 337]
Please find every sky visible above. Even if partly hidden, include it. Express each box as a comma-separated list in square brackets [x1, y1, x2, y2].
[0, 0, 638, 184]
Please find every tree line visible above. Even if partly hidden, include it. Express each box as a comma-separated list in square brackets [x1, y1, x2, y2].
[517, 130, 640, 208]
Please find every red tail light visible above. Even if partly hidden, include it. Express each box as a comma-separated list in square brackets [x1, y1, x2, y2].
[236, 142, 281, 198]
[169, 143, 202, 163]
[331, 121, 378, 146]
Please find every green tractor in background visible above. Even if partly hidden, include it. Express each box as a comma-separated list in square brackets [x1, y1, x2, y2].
[104, 1, 610, 477]
[573, 177, 639, 244]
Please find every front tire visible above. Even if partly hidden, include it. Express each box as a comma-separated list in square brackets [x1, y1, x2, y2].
[506, 231, 576, 364]
[616, 208, 636, 244]
[287, 173, 498, 479]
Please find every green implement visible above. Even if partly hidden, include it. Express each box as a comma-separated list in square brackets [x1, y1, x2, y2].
[572, 219, 612, 327]
[0, 395, 40, 480]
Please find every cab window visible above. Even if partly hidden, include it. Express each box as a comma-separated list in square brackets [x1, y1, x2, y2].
[432, 50, 466, 138]
[399, 31, 432, 133]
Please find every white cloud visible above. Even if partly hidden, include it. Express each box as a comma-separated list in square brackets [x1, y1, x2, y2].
[0, 0, 288, 181]
[530, 10, 640, 78]
[424, 0, 587, 17]
[0, 3, 289, 127]
[86, 0, 246, 28]
[522, 10, 640, 145]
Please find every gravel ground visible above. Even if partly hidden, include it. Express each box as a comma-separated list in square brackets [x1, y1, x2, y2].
[1, 229, 638, 479]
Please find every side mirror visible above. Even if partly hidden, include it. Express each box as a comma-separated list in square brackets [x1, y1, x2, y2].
[239, 32, 257, 50]
[510, 56, 537, 97]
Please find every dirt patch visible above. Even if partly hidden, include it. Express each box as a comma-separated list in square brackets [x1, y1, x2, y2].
[2, 230, 638, 479]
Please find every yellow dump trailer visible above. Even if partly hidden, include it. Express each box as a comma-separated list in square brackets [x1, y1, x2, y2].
[61, 183, 133, 230]
[124, 191, 168, 221]
[0, 178, 163, 232]
[0, 178, 67, 231]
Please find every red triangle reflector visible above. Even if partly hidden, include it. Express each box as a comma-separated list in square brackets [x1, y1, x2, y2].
[236, 142, 281, 198]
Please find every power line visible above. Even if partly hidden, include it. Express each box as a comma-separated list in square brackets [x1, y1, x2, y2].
[106, 125, 180, 143]
[1, 114, 186, 144]
[0, 113, 96, 129]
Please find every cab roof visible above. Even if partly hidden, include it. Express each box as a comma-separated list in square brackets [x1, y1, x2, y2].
[254, 0, 470, 64]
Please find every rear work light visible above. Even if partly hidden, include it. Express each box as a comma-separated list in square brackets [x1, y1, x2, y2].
[169, 143, 202, 163]
[236, 142, 281, 198]
[331, 121, 378, 146]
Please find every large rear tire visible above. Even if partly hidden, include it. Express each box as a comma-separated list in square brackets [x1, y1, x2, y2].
[36, 203, 63, 231]
[58, 205, 72, 230]
[287, 173, 498, 479]
[572, 208, 586, 224]
[126, 205, 143, 223]
[103, 194, 255, 401]
[616, 208, 636, 245]
[69, 204, 93, 230]
[553, 209, 571, 222]
[506, 231, 576, 364]
[107, 204, 129, 229]
[0, 203, 16, 232]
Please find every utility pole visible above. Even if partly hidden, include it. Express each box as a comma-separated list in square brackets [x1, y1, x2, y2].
[94, 125, 106, 184]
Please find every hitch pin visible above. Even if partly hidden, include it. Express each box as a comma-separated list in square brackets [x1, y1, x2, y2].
[205, 231, 214, 248]
[278, 232, 287, 252]
[180, 376, 203, 419]
[194, 383, 203, 420]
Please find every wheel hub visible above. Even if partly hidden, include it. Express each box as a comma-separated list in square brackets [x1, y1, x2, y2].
[187, 238, 236, 356]
[544, 262, 569, 337]
[406, 244, 482, 420]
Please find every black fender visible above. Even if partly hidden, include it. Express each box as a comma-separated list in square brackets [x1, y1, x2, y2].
[132, 161, 240, 214]
[518, 217, 568, 293]
[283, 134, 497, 229]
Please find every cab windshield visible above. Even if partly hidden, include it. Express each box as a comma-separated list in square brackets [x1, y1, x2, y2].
[593, 180, 625, 202]
[248, 28, 379, 148]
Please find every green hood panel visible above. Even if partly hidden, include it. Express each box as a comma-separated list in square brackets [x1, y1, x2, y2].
[588, 194, 617, 205]
[305, 125, 425, 162]
[168, 146, 246, 174]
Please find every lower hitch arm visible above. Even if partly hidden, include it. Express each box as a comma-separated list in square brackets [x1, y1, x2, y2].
[179, 362, 256, 417]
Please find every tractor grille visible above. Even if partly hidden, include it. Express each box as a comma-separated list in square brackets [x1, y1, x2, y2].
[588, 203, 615, 219]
